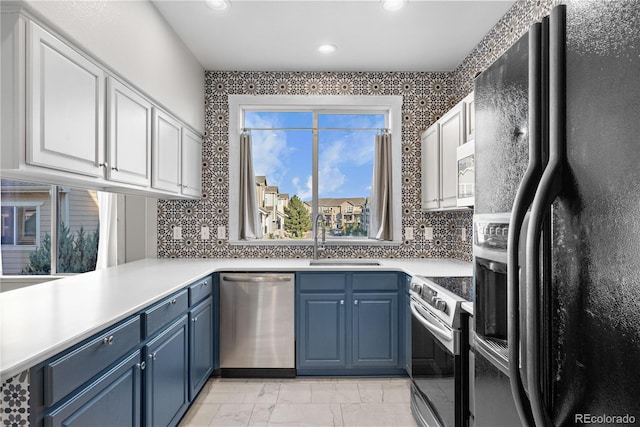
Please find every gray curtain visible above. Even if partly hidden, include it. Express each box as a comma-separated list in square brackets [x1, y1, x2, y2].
[369, 132, 393, 241]
[239, 132, 263, 239]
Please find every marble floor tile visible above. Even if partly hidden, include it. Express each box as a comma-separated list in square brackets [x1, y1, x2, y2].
[268, 403, 343, 426]
[180, 377, 416, 427]
[277, 383, 312, 403]
[179, 403, 221, 427]
[210, 403, 255, 426]
[341, 403, 418, 427]
[311, 382, 361, 404]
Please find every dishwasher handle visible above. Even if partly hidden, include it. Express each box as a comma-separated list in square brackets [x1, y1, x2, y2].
[222, 275, 293, 283]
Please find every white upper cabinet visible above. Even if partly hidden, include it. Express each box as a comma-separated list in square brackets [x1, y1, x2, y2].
[152, 108, 182, 194]
[106, 77, 152, 187]
[1, 14, 202, 199]
[181, 128, 202, 198]
[439, 103, 465, 209]
[26, 21, 105, 177]
[421, 100, 466, 211]
[463, 91, 475, 142]
[421, 124, 440, 211]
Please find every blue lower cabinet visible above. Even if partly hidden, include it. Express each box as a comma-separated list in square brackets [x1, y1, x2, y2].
[144, 315, 189, 427]
[189, 298, 214, 401]
[297, 293, 347, 369]
[45, 351, 142, 427]
[296, 272, 404, 375]
[352, 292, 399, 367]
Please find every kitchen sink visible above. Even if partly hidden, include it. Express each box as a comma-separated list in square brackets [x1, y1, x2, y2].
[309, 259, 381, 266]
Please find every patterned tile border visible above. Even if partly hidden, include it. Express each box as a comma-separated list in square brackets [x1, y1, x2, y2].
[0, 371, 29, 426]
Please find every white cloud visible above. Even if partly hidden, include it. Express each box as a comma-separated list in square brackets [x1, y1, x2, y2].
[249, 115, 290, 186]
[293, 175, 313, 201]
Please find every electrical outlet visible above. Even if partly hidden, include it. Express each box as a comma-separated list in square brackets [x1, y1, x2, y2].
[201, 226, 210, 240]
[217, 226, 226, 240]
[173, 226, 182, 240]
[424, 226, 434, 240]
[461, 227, 467, 241]
[405, 227, 414, 240]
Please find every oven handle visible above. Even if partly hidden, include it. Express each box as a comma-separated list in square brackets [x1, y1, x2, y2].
[410, 301, 453, 343]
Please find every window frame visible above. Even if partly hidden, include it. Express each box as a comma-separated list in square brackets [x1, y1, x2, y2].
[228, 95, 403, 245]
[1, 202, 42, 248]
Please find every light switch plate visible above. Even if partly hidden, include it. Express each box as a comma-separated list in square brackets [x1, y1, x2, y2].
[405, 227, 414, 240]
[424, 226, 434, 240]
[217, 226, 226, 240]
[201, 226, 210, 240]
[173, 226, 183, 240]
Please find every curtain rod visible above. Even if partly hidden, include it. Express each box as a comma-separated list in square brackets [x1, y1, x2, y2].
[242, 127, 390, 132]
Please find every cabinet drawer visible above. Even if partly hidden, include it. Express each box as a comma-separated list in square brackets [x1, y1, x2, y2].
[44, 316, 141, 406]
[352, 273, 399, 291]
[188, 276, 212, 306]
[144, 289, 188, 338]
[45, 350, 142, 427]
[298, 273, 347, 292]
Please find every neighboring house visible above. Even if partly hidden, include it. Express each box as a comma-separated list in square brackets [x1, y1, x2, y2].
[255, 176, 289, 238]
[306, 197, 370, 236]
[0, 179, 99, 274]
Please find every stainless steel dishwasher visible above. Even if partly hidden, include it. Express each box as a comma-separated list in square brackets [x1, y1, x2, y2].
[219, 273, 295, 377]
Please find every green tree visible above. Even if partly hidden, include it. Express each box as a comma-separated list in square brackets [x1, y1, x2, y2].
[22, 224, 99, 274]
[284, 196, 312, 238]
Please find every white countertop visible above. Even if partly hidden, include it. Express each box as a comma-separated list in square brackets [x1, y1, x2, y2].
[0, 257, 471, 381]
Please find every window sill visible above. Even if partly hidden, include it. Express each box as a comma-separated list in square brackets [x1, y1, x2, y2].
[229, 238, 402, 246]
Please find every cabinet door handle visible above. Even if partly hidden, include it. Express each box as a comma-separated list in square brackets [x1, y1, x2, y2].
[354, 300, 359, 305]
[137, 361, 146, 371]
[103, 335, 114, 345]
[340, 300, 344, 305]
[192, 317, 198, 323]
[111, 166, 119, 171]
[99, 162, 108, 168]
[170, 299, 177, 305]
[149, 353, 157, 361]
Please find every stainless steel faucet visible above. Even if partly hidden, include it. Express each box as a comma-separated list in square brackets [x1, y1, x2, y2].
[313, 214, 326, 259]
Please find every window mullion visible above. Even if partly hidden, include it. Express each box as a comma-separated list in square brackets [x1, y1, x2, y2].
[312, 112, 319, 222]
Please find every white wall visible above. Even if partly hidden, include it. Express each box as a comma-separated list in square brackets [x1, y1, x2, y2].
[23, 0, 204, 133]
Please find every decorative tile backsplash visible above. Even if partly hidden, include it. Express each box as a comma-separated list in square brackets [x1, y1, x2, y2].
[157, 0, 554, 263]
[0, 371, 29, 426]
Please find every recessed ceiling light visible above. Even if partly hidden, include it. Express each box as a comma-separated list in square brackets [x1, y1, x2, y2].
[380, 0, 407, 11]
[318, 44, 337, 54]
[205, 0, 230, 11]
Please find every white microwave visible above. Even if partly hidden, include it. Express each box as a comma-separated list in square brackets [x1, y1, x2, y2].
[456, 140, 475, 207]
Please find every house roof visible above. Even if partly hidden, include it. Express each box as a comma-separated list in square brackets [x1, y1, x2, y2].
[317, 197, 368, 207]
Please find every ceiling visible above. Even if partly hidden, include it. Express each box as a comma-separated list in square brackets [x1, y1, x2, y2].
[152, 0, 516, 72]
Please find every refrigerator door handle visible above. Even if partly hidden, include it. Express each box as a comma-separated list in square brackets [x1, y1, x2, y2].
[506, 20, 546, 427]
[525, 5, 567, 427]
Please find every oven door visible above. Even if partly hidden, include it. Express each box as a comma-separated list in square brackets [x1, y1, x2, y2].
[410, 296, 461, 427]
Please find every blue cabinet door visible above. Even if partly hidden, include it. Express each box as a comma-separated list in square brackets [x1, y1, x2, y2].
[189, 298, 213, 401]
[297, 293, 347, 369]
[144, 315, 189, 427]
[352, 292, 399, 367]
[45, 351, 142, 427]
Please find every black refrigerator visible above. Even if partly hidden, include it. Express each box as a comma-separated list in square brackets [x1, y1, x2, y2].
[473, 1, 640, 426]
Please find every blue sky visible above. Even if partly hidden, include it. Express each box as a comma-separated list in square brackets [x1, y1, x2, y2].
[245, 111, 384, 201]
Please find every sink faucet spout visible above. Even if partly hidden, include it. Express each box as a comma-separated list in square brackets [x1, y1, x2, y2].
[313, 214, 326, 260]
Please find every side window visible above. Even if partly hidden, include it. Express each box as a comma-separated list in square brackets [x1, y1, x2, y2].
[1, 179, 100, 275]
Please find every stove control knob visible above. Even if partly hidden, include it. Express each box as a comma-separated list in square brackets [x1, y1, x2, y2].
[433, 298, 447, 312]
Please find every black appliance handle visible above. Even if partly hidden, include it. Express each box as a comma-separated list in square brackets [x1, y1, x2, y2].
[525, 5, 566, 427]
[506, 20, 545, 427]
